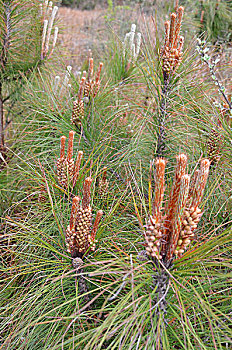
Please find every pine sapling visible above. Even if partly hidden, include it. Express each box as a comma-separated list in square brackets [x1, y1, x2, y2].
[141, 155, 210, 330]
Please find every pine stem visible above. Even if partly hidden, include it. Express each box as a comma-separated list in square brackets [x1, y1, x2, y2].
[0, 3, 10, 71]
[0, 84, 4, 149]
[0, 2, 11, 151]
[78, 268, 90, 305]
[153, 268, 169, 316]
[152, 266, 170, 350]
[75, 268, 91, 312]
[72, 259, 90, 309]
[156, 74, 169, 158]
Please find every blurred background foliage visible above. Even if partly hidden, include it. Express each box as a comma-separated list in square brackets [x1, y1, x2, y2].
[60, 0, 232, 43]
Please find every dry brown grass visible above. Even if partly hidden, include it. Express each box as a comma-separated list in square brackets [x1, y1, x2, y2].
[57, 7, 106, 69]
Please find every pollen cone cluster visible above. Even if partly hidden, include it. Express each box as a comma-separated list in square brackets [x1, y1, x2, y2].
[66, 178, 103, 258]
[162, 6, 184, 77]
[144, 155, 210, 264]
[84, 56, 103, 99]
[56, 131, 83, 188]
[71, 58, 103, 127]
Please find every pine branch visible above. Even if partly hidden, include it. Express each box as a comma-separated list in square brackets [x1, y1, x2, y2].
[0, 1, 12, 150]
[0, 2, 11, 71]
[156, 74, 170, 158]
[0, 83, 4, 148]
[72, 258, 90, 307]
[155, 6, 184, 158]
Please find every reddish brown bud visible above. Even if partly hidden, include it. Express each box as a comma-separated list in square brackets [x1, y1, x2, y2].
[91, 210, 103, 240]
[174, 0, 179, 12]
[88, 58, 94, 79]
[95, 62, 103, 84]
[166, 174, 190, 262]
[70, 196, 80, 230]
[83, 177, 93, 209]
[78, 77, 86, 102]
[169, 13, 177, 49]
[67, 131, 75, 161]
[73, 151, 83, 187]
[173, 7, 184, 49]
[60, 136, 66, 159]
[192, 159, 210, 209]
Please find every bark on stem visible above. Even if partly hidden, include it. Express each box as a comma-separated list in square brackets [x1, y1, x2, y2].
[152, 266, 170, 350]
[72, 258, 90, 308]
[156, 73, 169, 158]
[0, 4, 11, 150]
[0, 84, 4, 148]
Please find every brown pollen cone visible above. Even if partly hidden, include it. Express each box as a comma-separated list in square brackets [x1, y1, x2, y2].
[207, 128, 222, 165]
[84, 58, 94, 97]
[93, 62, 103, 97]
[71, 100, 84, 126]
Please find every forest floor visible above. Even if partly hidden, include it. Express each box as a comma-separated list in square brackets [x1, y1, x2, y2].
[58, 7, 106, 69]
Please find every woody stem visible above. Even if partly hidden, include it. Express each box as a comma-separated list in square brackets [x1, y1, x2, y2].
[0, 84, 4, 149]
[155, 74, 169, 158]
